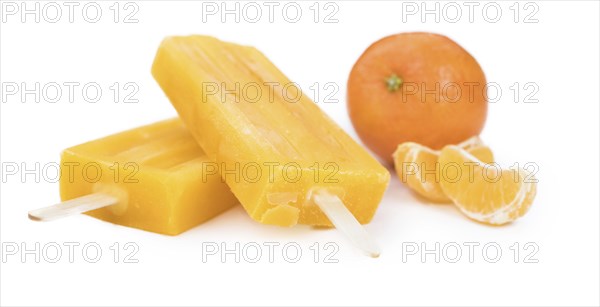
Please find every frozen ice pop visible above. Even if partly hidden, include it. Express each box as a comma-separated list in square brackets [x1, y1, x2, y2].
[29, 119, 238, 235]
[152, 36, 390, 254]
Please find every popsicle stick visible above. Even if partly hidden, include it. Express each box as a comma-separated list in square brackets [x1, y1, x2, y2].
[312, 190, 381, 258]
[28, 193, 119, 222]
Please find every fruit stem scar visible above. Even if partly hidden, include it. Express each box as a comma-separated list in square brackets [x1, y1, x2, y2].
[386, 74, 403, 92]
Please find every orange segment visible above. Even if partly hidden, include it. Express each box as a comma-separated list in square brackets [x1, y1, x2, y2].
[393, 136, 494, 202]
[438, 145, 537, 225]
[393, 142, 448, 202]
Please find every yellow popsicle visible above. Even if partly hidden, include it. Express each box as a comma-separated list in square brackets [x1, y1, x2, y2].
[152, 36, 390, 229]
[30, 119, 238, 235]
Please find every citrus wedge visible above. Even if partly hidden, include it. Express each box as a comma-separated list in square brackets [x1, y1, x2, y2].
[393, 136, 493, 202]
[438, 145, 537, 225]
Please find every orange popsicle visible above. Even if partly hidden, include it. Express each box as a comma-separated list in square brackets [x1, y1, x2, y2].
[152, 35, 390, 255]
[29, 119, 238, 235]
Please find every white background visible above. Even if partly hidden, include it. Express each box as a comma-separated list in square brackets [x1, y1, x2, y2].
[1, 1, 599, 306]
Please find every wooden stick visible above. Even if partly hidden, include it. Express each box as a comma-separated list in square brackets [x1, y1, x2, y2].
[312, 190, 381, 258]
[28, 193, 119, 222]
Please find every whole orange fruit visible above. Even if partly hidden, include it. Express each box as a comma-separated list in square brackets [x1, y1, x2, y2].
[348, 32, 487, 164]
